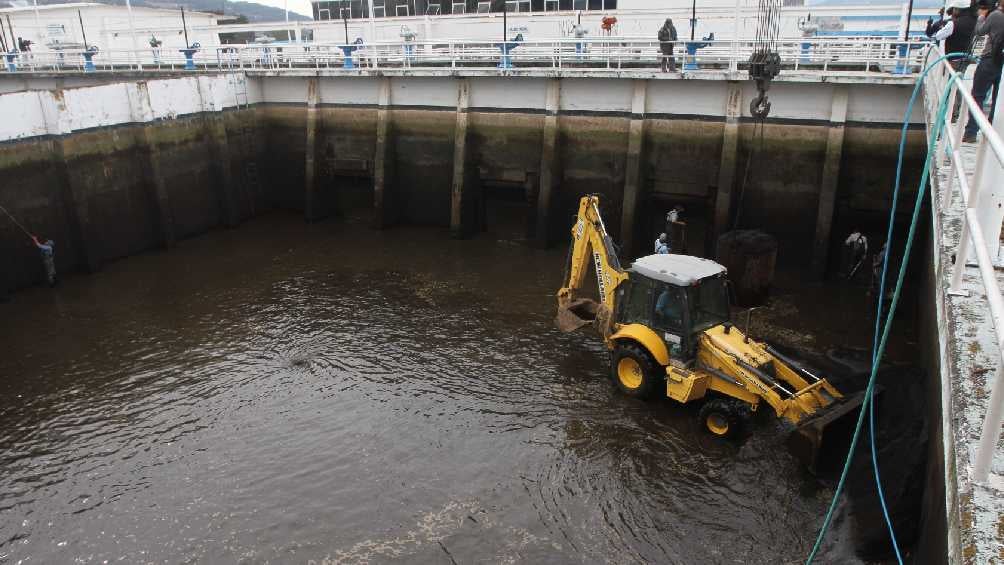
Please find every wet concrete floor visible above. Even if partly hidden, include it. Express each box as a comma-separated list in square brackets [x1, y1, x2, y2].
[0, 212, 899, 564]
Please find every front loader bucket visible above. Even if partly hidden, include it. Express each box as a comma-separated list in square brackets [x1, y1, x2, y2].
[555, 298, 599, 332]
[787, 389, 878, 475]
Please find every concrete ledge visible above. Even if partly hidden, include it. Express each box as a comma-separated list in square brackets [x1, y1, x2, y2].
[930, 142, 1004, 563]
[244, 68, 919, 85]
[1, 68, 920, 86]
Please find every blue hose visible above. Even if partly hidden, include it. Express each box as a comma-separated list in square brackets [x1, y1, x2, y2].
[806, 51, 969, 563]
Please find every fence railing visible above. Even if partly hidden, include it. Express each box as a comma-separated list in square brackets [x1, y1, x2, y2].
[2, 37, 930, 75]
[924, 45, 1004, 484]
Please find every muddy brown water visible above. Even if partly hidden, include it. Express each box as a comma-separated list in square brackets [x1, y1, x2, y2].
[1, 212, 892, 564]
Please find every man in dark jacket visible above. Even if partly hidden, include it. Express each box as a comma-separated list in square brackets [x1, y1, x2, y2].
[964, 0, 1004, 141]
[658, 19, 677, 72]
[926, 7, 949, 38]
[946, 6, 978, 61]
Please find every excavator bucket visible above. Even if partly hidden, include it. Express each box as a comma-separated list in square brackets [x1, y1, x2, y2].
[787, 389, 875, 474]
[555, 298, 599, 332]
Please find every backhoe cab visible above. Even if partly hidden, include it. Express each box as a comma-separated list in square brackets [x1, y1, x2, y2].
[555, 195, 865, 472]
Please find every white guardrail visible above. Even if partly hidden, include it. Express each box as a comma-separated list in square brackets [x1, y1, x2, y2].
[925, 45, 1004, 484]
[2, 37, 930, 74]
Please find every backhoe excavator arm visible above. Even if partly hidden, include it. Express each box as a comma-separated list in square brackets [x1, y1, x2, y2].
[555, 196, 629, 333]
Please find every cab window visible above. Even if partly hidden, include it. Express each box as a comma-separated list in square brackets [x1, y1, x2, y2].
[621, 279, 653, 326]
[686, 277, 730, 334]
[653, 284, 685, 331]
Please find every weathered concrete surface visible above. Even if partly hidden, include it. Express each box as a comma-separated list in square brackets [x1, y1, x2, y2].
[0, 106, 925, 292]
[925, 141, 1004, 565]
[304, 78, 324, 222]
[619, 80, 647, 257]
[450, 79, 473, 238]
[713, 82, 742, 241]
[811, 86, 849, 277]
[1, 73, 927, 292]
[373, 78, 397, 228]
[0, 110, 261, 291]
[536, 79, 561, 248]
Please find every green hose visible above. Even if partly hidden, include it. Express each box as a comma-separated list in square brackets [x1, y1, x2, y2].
[805, 52, 963, 563]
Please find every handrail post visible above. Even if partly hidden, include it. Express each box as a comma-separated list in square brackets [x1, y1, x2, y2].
[974, 346, 1004, 482]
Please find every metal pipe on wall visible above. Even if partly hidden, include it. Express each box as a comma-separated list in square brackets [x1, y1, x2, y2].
[181, 6, 190, 47]
[77, 10, 88, 49]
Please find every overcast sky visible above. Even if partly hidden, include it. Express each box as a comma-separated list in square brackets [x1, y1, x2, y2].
[246, 0, 314, 18]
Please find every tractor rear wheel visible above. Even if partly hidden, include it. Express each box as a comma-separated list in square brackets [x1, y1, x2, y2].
[610, 342, 662, 400]
[699, 398, 748, 439]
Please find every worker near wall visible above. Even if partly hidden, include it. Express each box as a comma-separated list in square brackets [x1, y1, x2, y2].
[842, 229, 868, 280]
[658, 19, 677, 73]
[963, 0, 1004, 142]
[665, 205, 686, 254]
[654, 233, 670, 254]
[31, 236, 56, 287]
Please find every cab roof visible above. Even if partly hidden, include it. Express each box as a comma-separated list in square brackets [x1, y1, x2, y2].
[630, 254, 727, 286]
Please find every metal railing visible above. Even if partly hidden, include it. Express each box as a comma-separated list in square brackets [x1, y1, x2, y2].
[923, 45, 1004, 484]
[2, 37, 930, 75]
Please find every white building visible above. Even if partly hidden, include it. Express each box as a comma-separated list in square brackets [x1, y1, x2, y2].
[0, 2, 222, 54]
[0, 0, 940, 62]
[205, 3, 938, 46]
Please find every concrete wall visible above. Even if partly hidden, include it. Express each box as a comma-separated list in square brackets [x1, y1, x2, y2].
[0, 74, 263, 292]
[0, 71, 924, 294]
[253, 74, 922, 258]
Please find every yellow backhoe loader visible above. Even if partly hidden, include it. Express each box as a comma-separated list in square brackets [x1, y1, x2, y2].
[556, 195, 866, 470]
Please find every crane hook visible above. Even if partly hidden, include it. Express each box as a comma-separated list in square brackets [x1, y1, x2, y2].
[750, 91, 771, 120]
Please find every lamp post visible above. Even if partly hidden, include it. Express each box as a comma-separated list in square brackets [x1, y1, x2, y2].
[343, 0, 350, 44]
[285, 0, 291, 41]
[690, 0, 696, 41]
[125, 0, 140, 69]
[31, 0, 41, 46]
[903, 0, 915, 40]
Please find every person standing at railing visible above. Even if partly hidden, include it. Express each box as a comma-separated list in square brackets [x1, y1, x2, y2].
[963, 0, 1004, 142]
[150, 35, 163, 65]
[400, 25, 417, 65]
[571, 23, 587, 56]
[926, 7, 950, 39]
[928, 5, 977, 66]
[601, 16, 617, 36]
[658, 18, 677, 73]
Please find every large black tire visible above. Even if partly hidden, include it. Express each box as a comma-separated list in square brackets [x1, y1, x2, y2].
[698, 398, 750, 439]
[610, 341, 662, 400]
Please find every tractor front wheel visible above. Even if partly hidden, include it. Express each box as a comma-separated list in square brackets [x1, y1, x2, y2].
[699, 398, 749, 439]
[610, 342, 662, 400]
